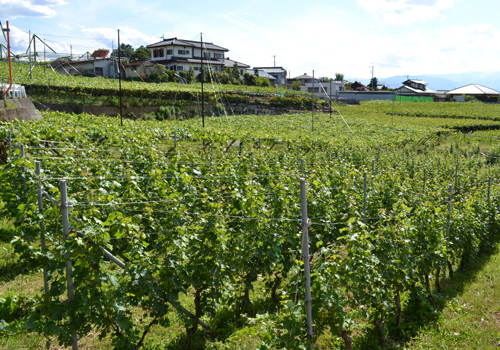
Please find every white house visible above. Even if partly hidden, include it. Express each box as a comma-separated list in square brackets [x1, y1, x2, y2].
[146, 37, 230, 75]
[289, 73, 345, 98]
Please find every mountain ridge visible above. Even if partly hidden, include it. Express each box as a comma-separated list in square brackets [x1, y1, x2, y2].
[349, 72, 500, 92]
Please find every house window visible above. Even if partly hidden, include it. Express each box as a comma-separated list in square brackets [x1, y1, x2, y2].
[178, 49, 190, 55]
[94, 67, 103, 76]
[194, 67, 199, 71]
[204, 52, 211, 59]
[214, 53, 224, 59]
[131, 66, 137, 71]
[177, 66, 183, 71]
[307, 87, 319, 93]
[153, 49, 164, 58]
[166, 49, 173, 55]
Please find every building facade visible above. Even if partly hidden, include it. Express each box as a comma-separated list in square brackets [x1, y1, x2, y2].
[146, 38, 229, 74]
[288, 73, 345, 98]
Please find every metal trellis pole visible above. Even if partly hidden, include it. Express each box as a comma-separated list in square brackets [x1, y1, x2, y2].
[60, 180, 78, 350]
[36, 161, 49, 293]
[300, 178, 314, 343]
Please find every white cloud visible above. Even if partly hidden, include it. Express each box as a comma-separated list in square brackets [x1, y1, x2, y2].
[81, 26, 159, 49]
[357, 0, 456, 25]
[0, 0, 65, 18]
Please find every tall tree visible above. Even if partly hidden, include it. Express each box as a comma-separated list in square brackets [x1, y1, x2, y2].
[368, 77, 378, 90]
[111, 43, 134, 59]
[335, 73, 345, 81]
[129, 45, 150, 63]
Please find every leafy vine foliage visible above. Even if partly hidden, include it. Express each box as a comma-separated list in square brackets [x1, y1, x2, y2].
[1, 111, 499, 349]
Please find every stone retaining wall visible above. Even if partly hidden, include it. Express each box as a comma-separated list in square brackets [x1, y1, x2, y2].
[34, 102, 315, 117]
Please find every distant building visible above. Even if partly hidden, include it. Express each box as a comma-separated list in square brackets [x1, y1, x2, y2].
[288, 73, 345, 97]
[445, 84, 500, 102]
[394, 79, 434, 94]
[224, 58, 251, 76]
[350, 81, 368, 91]
[51, 49, 118, 77]
[253, 67, 287, 86]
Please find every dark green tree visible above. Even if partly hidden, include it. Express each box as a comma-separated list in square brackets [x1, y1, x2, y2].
[232, 62, 241, 81]
[243, 72, 257, 86]
[111, 43, 134, 59]
[129, 45, 150, 63]
[368, 77, 378, 90]
[187, 66, 196, 83]
[335, 73, 345, 81]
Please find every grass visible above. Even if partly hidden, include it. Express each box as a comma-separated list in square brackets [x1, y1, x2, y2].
[405, 240, 500, 349]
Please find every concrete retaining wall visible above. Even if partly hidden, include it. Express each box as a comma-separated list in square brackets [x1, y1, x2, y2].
[0, 98, 43, 121]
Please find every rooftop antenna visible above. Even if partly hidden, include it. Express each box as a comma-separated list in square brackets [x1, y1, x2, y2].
[273, 54, 276, 67]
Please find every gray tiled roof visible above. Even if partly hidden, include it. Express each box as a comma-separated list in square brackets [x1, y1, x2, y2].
[446, 84, 500, 95]
[147, 38, 228, 51]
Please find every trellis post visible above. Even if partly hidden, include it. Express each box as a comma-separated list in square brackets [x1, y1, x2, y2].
[60, 180, 78, 350]
[300, 178, 314, 343]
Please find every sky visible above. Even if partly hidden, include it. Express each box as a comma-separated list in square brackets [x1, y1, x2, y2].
[2, 0, 500, 87]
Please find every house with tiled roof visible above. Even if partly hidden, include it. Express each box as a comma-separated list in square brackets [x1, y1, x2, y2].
[146, 37, 233, 75]
[394, 79, 434, 95]
[288, 73, 345, 98]
[446, 84, 500, 102]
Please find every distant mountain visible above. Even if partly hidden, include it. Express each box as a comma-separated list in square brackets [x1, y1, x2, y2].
[376, 72, 500, 92]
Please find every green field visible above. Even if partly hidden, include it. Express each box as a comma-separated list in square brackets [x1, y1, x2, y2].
[1, 100, 500, 349]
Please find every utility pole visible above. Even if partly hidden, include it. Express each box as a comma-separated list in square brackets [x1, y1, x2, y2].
[29, 30, 32, 79]
[43, 38, 46, 73]
[312, 70, 315, 132]
[201, 32, 205, 127]
[112, 40, 115, 81]
[117, 30, 123, 127]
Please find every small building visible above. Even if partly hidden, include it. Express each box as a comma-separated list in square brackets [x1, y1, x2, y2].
[288, 73, 345, 98]
[247, 69, 277, 85]
[253, 67, 287, 86]
[394, 79, 434, 95]
[446, 84, 500, 102]
[51, 49, 118, 77]
[224, 58, 251, 76]
[350, 81, 368, 91]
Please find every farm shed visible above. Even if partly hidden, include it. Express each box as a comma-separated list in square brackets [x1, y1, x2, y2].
[446, 84, 500, 102]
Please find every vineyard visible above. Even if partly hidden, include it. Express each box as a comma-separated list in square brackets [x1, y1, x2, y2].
[1, 103, 500, 349]
[0, 62, 321, 116]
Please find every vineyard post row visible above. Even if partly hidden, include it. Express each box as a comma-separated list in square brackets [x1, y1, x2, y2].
[3, 125, 500, 348]
[8, 150, 317, 349]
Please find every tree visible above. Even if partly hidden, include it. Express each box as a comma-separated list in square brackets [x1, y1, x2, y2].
[111, 43, 134, 59]
[129, 45, 150, 63]
[291, 79, 302, 91]
[335, 73, 345, 81]
[368, 77, 378, 90]
[232, 62, 241, 81]
[243, 72, 257, 86]
[187, 66, 196, 83]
